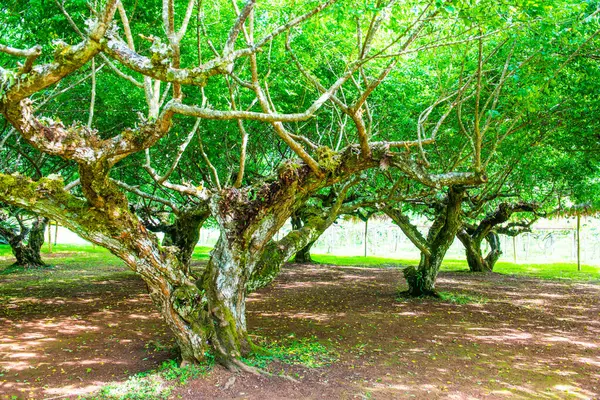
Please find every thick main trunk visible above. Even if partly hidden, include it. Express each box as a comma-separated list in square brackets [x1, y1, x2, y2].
[403, 242, 450, 297]
[12, 242, 46, 267]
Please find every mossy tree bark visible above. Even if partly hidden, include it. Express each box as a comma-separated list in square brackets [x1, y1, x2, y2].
[386, 186, 466, 297]
[247, 183, 359, 292]
[457, 202, 536, 272]
[142, 207, 210, 275]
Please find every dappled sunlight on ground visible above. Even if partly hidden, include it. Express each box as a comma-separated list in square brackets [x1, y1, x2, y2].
[2, 255, 599, 399]
[0, 262, 173, 399]
[237, 265, 600, 399]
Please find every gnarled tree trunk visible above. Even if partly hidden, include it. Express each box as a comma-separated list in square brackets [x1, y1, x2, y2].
[458, 202, 536, 273]
[457, 230, 501, 272]
[387, 187, 465, 297]
[143, 207, 210, 275]
[247, 186, 357, 292]
[293, 243, 315, 263]
[0, 215, 48, 268]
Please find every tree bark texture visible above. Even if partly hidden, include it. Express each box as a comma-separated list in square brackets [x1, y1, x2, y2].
[458, 202, 536, 272]
[0, 215, 48, 268]
[386, 187, 465, 297]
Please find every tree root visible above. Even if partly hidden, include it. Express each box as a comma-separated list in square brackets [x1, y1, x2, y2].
[224, 358, 299, 383]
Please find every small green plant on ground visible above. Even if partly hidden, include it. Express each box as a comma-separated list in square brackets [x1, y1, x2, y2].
[397, 291, 488, 305]
[242, 336, 338, 369]
[85, 357, 213, 400]
[438, 291, 489, 304]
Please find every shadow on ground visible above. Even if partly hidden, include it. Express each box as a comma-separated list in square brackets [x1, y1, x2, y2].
[1, 257, 599, 399]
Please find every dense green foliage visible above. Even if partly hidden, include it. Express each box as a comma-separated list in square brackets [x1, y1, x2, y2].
[1, 0, 598, 373]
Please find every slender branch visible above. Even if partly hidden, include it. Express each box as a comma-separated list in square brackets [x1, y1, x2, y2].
[0, 43, 42, 73]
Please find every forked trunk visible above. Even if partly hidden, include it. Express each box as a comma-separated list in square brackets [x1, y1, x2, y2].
[6, 217, 48, 268]
[401, 187, 465, 297]
[403, 240, 451, 297]
[119, 236, 255, 368]
[458, 230, 501, 272]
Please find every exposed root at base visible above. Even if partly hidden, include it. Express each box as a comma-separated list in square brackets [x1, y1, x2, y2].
[223, 359, 299, 383]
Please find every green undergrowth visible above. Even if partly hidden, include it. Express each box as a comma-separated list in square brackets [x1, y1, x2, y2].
[242, 336, 338, 369]
[396, 291, 489, 305]
[396, 290, 489, 305]
[84, 358, 213, 400]
[437, 291, 489, 304]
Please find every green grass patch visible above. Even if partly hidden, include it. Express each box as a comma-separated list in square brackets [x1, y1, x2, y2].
[438, 291, 488, 304]
[0, 244, 131, 297]
[312, 252, 599, 282]
[480, 261, 600, 282]
[192, 246, 213, 260]
[311, 254, 407, 267]
[242, 336, 338, 369]
[86, 358, 213, 400]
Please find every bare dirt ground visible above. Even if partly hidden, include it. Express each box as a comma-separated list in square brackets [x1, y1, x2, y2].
[1, 261, 599, 399]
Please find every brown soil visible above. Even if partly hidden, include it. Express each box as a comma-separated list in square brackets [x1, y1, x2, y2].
[2, 263, 599, 399]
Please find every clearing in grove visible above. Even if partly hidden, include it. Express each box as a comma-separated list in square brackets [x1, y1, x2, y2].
[1, 245, 599, 399]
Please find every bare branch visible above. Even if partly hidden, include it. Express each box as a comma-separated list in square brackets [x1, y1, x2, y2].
[224, 0, 256, 55]
[0, 43, 42, 73]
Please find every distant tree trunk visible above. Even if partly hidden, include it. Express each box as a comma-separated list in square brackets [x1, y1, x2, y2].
[143, 208, 210, 275]
[3, 216, 48, 268]
[458, 201, 536, 273]
[162, 211, 209, 274]
[386, 186, 465, 297]
[294, 242, 315, 263]
[289, 213, 314, 263]
[364, 217, 368, 257]
[457, 230, 501, 272]
[46, 221, 53, 253]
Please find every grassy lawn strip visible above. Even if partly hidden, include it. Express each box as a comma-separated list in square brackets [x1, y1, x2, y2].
[310, 254, 600, 282]
[2, 244, 597, 283]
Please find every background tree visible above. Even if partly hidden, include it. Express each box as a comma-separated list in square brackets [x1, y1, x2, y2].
[0, 206, 48, 268]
